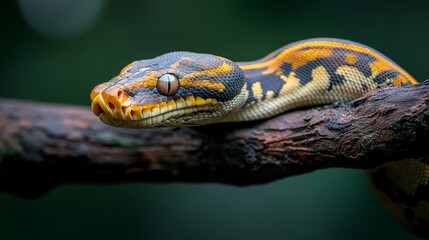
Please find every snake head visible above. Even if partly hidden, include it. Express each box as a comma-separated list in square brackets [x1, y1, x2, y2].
[90, 52, 246, 128]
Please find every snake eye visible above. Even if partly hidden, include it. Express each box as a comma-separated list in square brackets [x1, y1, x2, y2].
[157, 73, 180, 96]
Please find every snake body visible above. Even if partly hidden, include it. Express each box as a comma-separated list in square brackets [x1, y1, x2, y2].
[90, 38, 428, 237]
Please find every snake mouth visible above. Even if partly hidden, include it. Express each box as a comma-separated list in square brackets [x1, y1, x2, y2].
[91, 92, 218, 128]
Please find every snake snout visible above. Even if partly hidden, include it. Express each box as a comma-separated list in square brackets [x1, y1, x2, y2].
[90, 84, 131, 120]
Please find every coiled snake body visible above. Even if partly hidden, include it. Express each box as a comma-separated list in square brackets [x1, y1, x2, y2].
[90, 38, 428, 237]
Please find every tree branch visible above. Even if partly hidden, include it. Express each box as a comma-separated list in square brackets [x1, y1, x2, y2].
[1, 81, 429, 197]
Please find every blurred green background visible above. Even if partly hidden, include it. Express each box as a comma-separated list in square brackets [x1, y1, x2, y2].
[1, 0, 427, 239]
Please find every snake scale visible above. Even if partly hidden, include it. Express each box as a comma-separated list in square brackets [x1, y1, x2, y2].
[90, 38, 428, 238]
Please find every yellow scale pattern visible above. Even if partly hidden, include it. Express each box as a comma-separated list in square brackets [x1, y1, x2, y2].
[224, 39, 416, 122]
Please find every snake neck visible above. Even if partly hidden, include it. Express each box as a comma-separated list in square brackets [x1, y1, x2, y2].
[221, 64, 378, 123]
[220, 38, 417, 123]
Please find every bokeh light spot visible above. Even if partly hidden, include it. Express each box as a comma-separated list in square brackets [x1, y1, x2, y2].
[18, 0, 105, 39]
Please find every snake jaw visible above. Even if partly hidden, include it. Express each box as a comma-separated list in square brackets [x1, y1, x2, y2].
[91, 88, 222, 128]
[90, 80, 247, 128]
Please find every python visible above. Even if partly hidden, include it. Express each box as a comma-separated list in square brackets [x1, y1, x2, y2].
[90, 38, 428, 238]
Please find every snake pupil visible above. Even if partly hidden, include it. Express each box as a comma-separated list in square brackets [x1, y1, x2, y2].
[157, 73, 179, 96]
[167, 80, 171, 93]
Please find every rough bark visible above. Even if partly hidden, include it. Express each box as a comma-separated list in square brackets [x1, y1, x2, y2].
[1, 81, 429, 197]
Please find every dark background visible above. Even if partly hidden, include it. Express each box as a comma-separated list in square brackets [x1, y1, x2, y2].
[0, 0, 427, 239]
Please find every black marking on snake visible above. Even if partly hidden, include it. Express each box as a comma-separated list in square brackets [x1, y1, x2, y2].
[127, 88, 138, 97]
[243, 67, 289, 105]
[373, 70, 400, 84]
[183, 87, 232, 101]
[294, 48, 378, 90]
[279, 62, 293, 76]
[371, 167, 422, 206]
